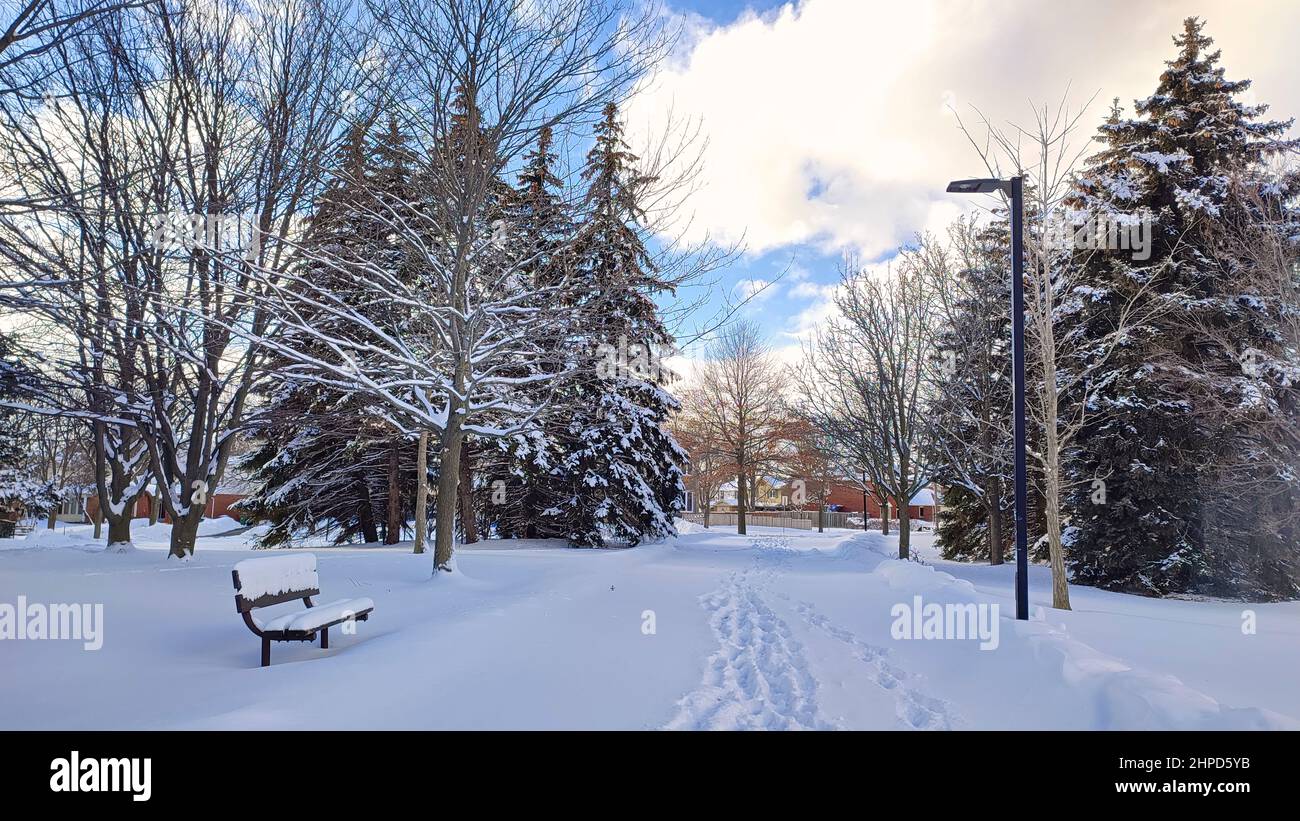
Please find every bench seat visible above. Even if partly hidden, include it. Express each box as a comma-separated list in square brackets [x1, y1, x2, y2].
[232, 553, 375, 666]
[254, 597, 375, 634]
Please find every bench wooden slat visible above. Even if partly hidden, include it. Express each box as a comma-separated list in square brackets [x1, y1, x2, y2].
[231, 568, 321, 612]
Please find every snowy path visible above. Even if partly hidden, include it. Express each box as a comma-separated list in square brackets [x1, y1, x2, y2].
[0, 520, 1296, 729]
[664, 566, 834, 730]
[782, 594, 957, 730]
[665, 546, 958, 731]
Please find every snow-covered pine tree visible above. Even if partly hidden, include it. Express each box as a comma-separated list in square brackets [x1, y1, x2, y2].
[0, 333, 55, 524]
[479, 125, 577, 539]
[545, 102, 686, 547]
[241, 118, 420, 546]
[1062, 17, 1300, 598]
[928, 216, 1014, 563]
[0, 331, 30, 472]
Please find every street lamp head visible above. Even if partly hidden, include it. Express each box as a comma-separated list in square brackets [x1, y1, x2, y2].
[946, 178, 1009, 194]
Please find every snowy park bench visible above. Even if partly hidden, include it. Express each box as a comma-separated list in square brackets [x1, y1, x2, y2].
[232, 553, 373, 667]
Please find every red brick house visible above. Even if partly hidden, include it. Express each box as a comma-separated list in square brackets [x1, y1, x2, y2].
[681, 474, 937, 523]
[781, 481, 936, 522]
[85, 473, 254, 524]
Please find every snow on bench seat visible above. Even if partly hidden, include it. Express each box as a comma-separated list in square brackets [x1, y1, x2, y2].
[231, 551, 375, 666]
[254, 597, 375, 634]
[233, 553, 319, 600]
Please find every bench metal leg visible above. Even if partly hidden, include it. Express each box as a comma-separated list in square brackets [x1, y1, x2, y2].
[261, 637, 270, 668]
[320, 627, 329, 650]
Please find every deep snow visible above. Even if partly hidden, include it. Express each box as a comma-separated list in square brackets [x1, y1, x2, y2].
[0, 518, 1296, 730]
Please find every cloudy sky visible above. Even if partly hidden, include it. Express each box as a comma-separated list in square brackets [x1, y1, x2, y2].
[632, 0, 1300, 364]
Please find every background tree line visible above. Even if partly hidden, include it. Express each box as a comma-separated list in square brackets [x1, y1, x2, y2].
[682, 17, 1299, 604]
[0, 0, 729, 571]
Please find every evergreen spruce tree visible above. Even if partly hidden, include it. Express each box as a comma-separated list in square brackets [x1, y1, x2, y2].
[0, 333, 54, 518]
[930, 217, 1014, 563]
[546, 103, 686, 547]
[241, 118, 419, 546]
[1062, 17, 1300, 598]
[0, 331, 30, 471]
[480, 125, 576, 539]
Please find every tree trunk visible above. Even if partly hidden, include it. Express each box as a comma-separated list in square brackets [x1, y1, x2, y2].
[735, 467, 747, 535]
[384, 441, 401, 545]
[521, 488, 536, 539]
[432, 415, 463, 572]
[1040, 335, 1072, 610]
[880, 500, 890, 535]
[458, 438, 478, 544]
[898, 502, 911, 560]
[861, 488, 869, 531]
[168, 510, 203, 559]
[1043, 441, 1072, 610]
[106, 514, 131, 549]
[148, 490, 159, 526]
[1045, 502, 1071, 610]
[703, 502, 711, 528]
[987, 506, 1004, 565]
[413, 431, 429, 554]
[987, 475, 1004, 565]
[817, 500, 825, 533]
[46, 506, 57, 530]
[358, 484, 379, 544]
[93, 505, 103, 540]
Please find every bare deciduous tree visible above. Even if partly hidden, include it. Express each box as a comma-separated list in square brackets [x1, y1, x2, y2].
[687, 320, 786, 535]
[914, 219, 1013, 564]
[17, 413, 94, 528]
[669, 396, 730, 528]
[0, 0, 366, 555]
[800, 256, 935, 559]
[1183, 179, 1300, 560]
[0, 0, 150, 96]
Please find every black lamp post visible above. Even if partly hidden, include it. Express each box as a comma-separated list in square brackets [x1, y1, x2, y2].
[946, 176, 1029, 621]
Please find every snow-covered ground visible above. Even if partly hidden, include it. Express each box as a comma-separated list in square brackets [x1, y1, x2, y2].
[1, 518, 1296, 730]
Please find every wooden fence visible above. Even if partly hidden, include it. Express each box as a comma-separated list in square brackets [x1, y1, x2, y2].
[680, 509, 934, 532]
[680, 512, 812, 529]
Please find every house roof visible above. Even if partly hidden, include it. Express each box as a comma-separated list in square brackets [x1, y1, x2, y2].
[910, 488, 935, 506]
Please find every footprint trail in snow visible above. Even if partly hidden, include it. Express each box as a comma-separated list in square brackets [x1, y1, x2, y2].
[663, 568, 837, 730]
[783, 593, 958, 730]
[666, 553, 959, 730]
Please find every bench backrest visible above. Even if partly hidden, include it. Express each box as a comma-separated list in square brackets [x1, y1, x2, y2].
[232, 553, 320, 612]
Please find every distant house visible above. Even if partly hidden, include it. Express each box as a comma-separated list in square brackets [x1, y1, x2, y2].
[84, 465, 256, 524]
[0, 498, 23, 537]
[686, 477, 788, 513]
[774, 480, 937, 523]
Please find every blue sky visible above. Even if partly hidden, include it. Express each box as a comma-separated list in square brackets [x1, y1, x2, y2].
[655, 0, 855, 359]
[683, 0, 783, 20]
[633, 0, 1300, 367]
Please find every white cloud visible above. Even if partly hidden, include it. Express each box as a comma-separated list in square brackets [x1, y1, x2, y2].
[771, 256, 902, 368]
[627, 0, 1300, 258]
[735, 277, 779, 301]
[787, 279, 830, 300]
